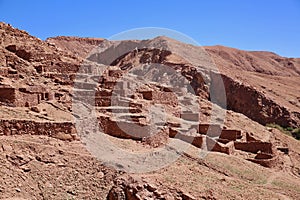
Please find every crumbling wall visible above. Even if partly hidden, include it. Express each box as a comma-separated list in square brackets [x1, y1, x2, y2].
[15, 89, 54, 107]
[219, 129, 242, 141]
[234, 141, 273, 154]
[0, 87, 15, 106]
[0, 86, 54, 107]
[153, 91, 178, 106]
[15, 92, 39, 107]
[0, 119, 76, 140]
[247, 156, 279, 168]
[198, 124, 222, 136]
[206, 137, 234, 155]
[98, 116, 150, 140]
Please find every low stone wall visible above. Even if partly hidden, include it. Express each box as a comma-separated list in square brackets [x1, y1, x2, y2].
[206, 137, 234, 155]
[0, 119, 76, 141]
[139, 90, 178, 106]
[247, 155, 279, 168]
[0, 87, 15, 106]
[180, 112, 199, 122]
[99, 116, 151, 139]
[219, 129, 242, 141]
[0, 86, 54, 107]
[198, 124, 222, 136]
[234, 141, 273, 154]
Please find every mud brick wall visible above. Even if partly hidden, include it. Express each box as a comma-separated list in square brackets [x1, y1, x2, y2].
[0, 86, 54, 107]
[0, 119, 76, 138]
[16, 91, 54, 107]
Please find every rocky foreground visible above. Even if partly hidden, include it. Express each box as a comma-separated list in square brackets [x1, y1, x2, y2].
[0, 22, 300, 199]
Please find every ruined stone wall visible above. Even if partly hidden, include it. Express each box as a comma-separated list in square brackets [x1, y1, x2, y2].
[139, 90, 178, 106]
[0, 87, 15, 106]
[15, 90, 54, 107]
[219, 129, 242, 141]
[15, 92, 39, 107]
[247, 156, 279, 168]
[98, 116, 151, 140]
[234, 141, 273, 154]
[152, 91, 178, 106]
[0, 85, 54, 107]
[0, 119, 76, 140]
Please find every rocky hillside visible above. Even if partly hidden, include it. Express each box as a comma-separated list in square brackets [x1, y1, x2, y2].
[46, 36, 104, 59]
[206, 45, 300, 127]
[49, 35, 300, 128]
[0, 22, 300, 199]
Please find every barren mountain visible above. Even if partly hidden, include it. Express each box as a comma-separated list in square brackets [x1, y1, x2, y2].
[46, 36, 104, 59]
[205, 45, 300, 127]
[0, 22, 300, 199]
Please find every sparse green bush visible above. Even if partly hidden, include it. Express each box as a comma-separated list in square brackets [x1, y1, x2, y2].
[292, 128, 300, 140]
[266, 123, 299, 140]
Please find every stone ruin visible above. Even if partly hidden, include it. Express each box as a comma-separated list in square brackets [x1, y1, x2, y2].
[0, 119, 77, 141]
[72, 65, 281, 168]
[0, 85, 54, 107]
[0, 43, 283, 168]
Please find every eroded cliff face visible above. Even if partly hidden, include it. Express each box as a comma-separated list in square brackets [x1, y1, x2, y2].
[211, 72, 300, 127]
[206, 45, 300, 128]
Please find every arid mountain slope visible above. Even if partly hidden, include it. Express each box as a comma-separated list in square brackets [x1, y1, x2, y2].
[205, 45, 300, 76]
[0, 22, 300, 199]
[48, 36, 300, 127]
[205, 45, 300, 127]
[46, 36, 104, 59]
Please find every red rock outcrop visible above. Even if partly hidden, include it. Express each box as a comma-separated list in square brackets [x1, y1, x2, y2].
[211, 72, 300, 127]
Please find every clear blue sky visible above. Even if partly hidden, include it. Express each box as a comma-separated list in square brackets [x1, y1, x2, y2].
[1, 0, 300, 57]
